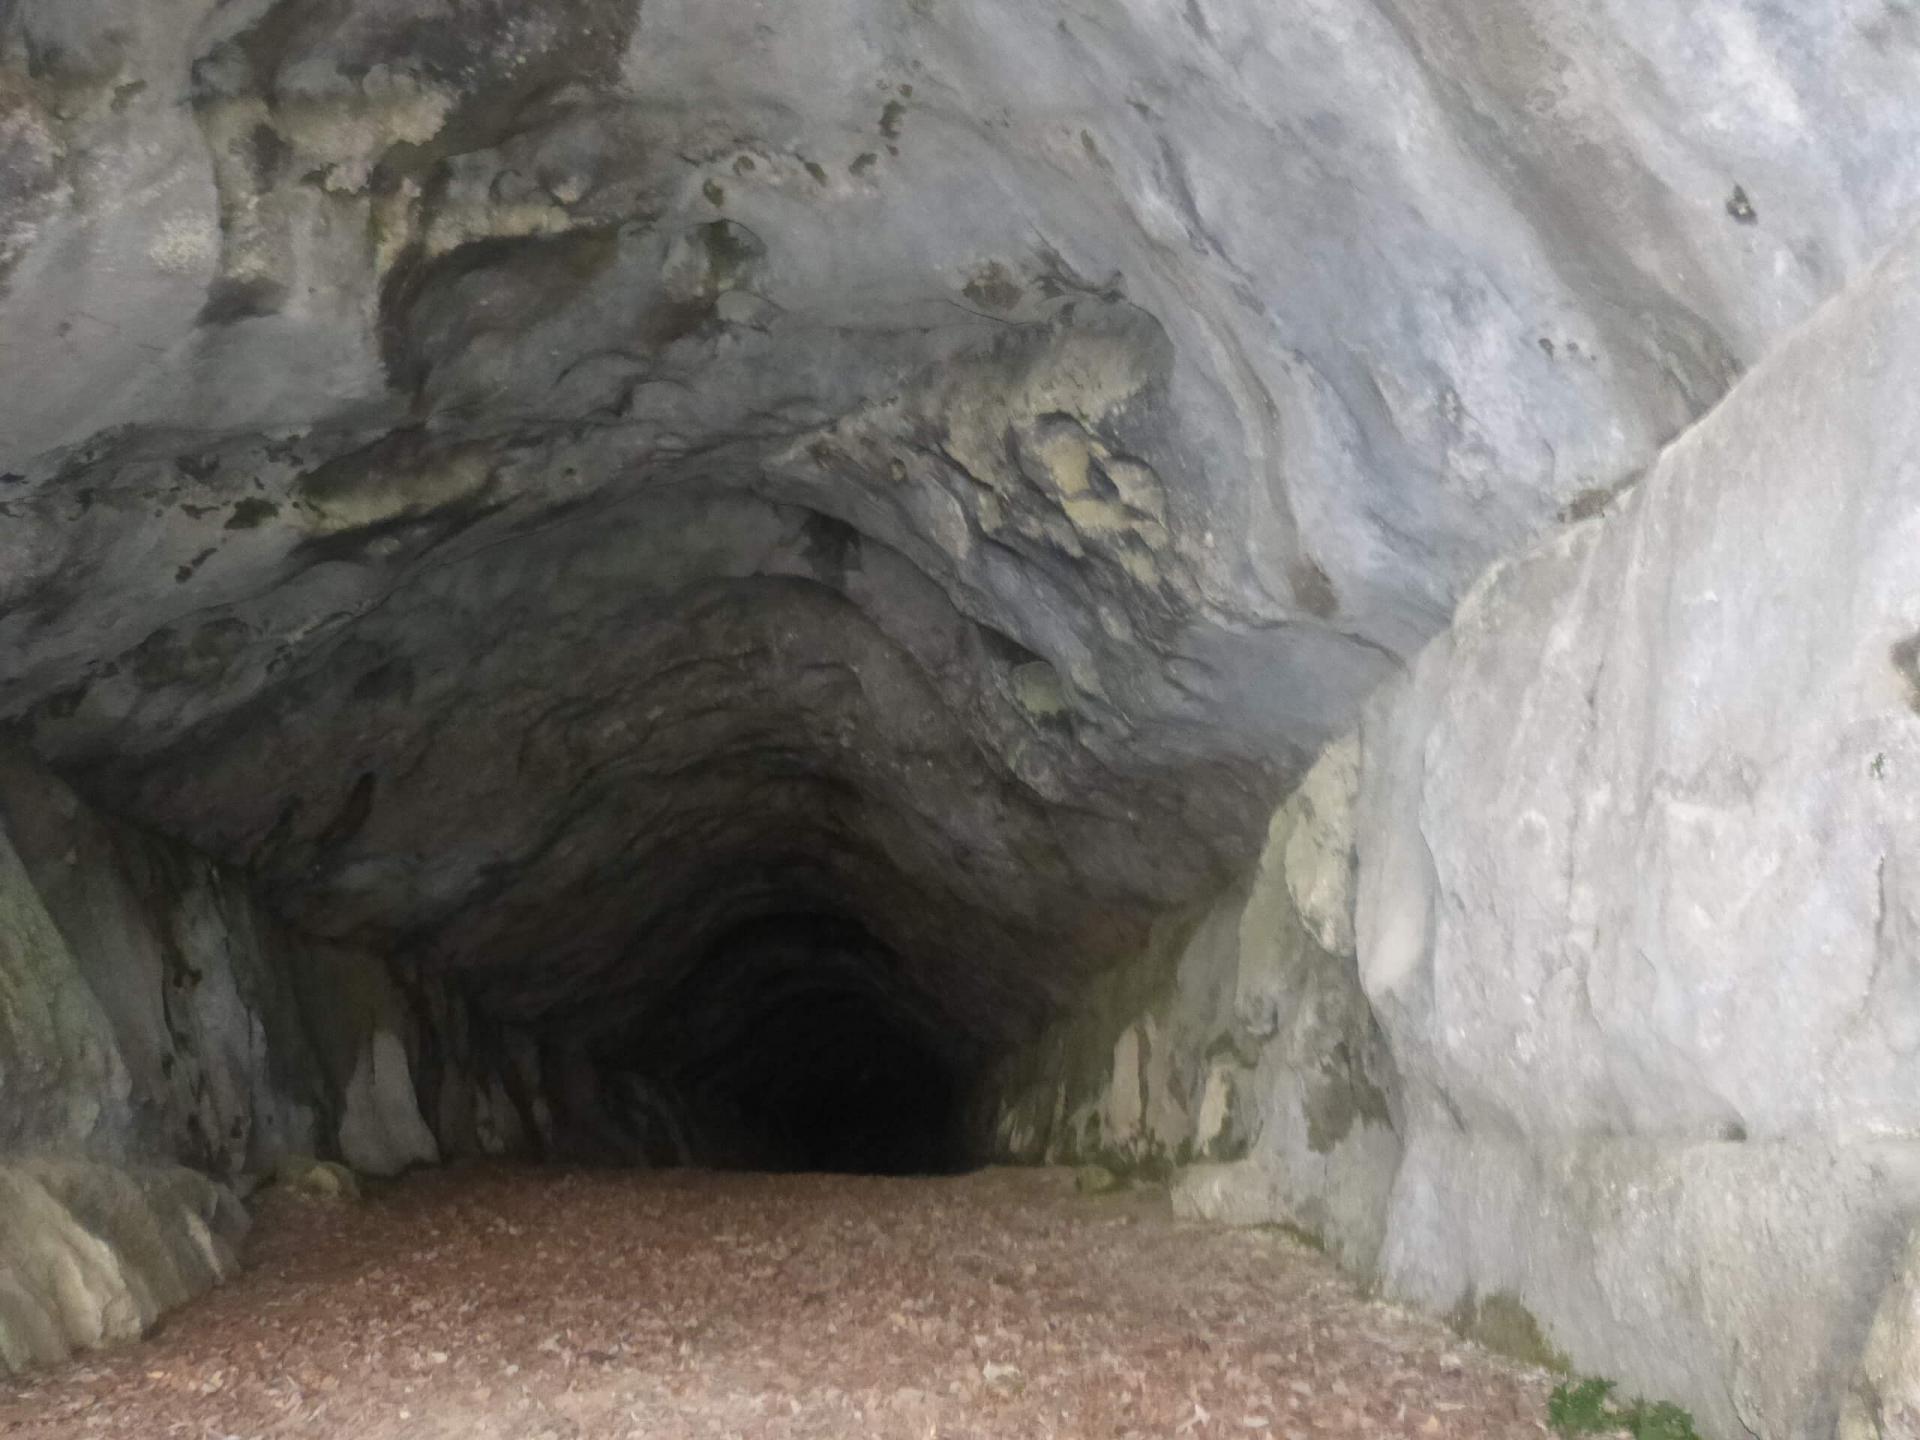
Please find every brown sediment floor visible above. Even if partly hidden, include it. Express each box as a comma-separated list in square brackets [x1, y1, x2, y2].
[0, 1165, 1550, 1439]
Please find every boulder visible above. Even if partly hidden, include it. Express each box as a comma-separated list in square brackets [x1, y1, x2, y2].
[1846, 1221, 1920, 1440]
[0, 1158, 246, 1375]
[273, 1155, 362, 1203]
[1355, 219, 1920, 1438]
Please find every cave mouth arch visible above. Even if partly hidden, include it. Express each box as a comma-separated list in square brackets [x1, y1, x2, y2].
[587, 911, 980, 1177]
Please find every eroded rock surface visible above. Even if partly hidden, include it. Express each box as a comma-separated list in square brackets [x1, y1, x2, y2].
[1005, 224, 1920, 1438]
[995, 737, 1399, 1275]
[5, 0, 1920, 1422]
[0, 749, 517, 1177]
[1847, 1222, 1920, 1440]
[1357, 223, 1920, 1438]
[0, 1157, 246, 1375]
[5, 0, 1919, 1052]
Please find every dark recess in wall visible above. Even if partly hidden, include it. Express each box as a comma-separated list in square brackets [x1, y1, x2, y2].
[580, 912, 979, 1177]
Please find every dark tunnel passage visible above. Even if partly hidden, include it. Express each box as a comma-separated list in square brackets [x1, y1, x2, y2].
[574, 914, 978, 1177]
[4, 0, 1917, 1431]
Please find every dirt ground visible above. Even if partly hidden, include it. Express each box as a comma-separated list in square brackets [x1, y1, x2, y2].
[0, 1166, 1551, 1439]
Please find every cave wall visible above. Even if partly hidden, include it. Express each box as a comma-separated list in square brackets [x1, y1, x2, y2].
[3, 0, 1919, 1417]
[0, 1156, 248, 1375]
[1356, 217, 1920, 1440]
[991, 734, 1400, 1276]
[0, 748, 530, 1177]
[0, 746, 537, 1371]
[996, 222, 1920, 1439]
[7, 0, 1920, 1064]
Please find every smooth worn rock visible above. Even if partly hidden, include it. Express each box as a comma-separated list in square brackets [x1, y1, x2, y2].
[3, 0, 1918, 1058]
[0, 1157, 246, 1375]
[997, 739, 1398, 1271]
[0, 798, 128, 1155]
[2, 0, 1920, 1428]
[1354, 223, 1920, 1437]
[273, 1155, 361, 1203]
[1845, 1224, 1920, 1440]
[1358, 219, 1920, 1153]
[0, 750, 524, 1180]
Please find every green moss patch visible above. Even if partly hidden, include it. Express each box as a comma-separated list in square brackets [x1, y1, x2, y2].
[1452, 1291, 1570, 1373]
[1548, 1378, 1702, 1440]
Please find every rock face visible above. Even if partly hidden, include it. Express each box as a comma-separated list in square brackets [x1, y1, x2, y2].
[4, 0, 1920, 1422]
[1001, 225, 1920, 1438]
[0, 750, 517, 1178]
[1357, 216, 1920, 1440]
[0, 748, 548, 1369]
[994, 737, 1400, 1275]
[4, 0, 1919, 1059]
[0, 1157, 248, 1374]
[1847, 1223, 1920, 1440]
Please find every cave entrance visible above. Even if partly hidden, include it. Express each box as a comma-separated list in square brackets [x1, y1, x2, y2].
[596, 913, 977, 1177]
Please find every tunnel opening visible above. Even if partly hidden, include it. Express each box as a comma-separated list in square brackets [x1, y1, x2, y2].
[579, 912, 980, 1177]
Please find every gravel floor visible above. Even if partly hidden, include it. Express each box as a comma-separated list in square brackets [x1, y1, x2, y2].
[0, 1165, 1552, 1439]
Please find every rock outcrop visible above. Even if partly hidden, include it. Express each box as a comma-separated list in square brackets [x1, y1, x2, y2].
[1001, 223, 1920, 1437]
[0, 1157, 247, 1374]
[0, 751, 523, 1178]
[5, 0, 1919, 1055]
[1846, 1223, 1920, 1440]
[1357, 211, 1920, 1440]
[0, 750, 535, 1370]
[993, 736, 1399, 1274]
[3, 0, 1920, 1423]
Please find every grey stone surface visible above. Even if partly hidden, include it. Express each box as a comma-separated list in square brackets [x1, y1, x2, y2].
[1845, 1222, 1920, 1440]
[0, 750, 322, 1173]
[1356, 221, 1920, 1151]
[1005, 222, 1920, 1437]
[0, 749, 516, 1179]
[0, 749, 540, 1369]
[1352, 224, 1920, 1435]
[0, 797, 128, 1155]
[1380, 1131, 1920, 1440]
[4, 0, 1917, 1046]
[3, 0, 1920, 1425]
[995, 740, 1398, 1272]
[0, 1157, 247, 1375]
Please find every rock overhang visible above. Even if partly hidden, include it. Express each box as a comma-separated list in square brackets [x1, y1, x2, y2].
[4, 0, 1918, 1072]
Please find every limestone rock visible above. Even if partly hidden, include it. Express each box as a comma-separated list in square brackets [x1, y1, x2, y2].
[0, 750, 320, 1173]
[996, 738, 1397, 1270]
[0, 752, 501, 1179]
[6, 0, 1919, 1053]
[1073, 1164, 1125, 1196]
[0, 1158, 246, 1375]
[1279, 735, 1361, 959]
[273, 1156, 361, 1202]
[337, 1029, 440, 1179]
[1355, 219, 1920, 1437]
[0, 806, 128, 1154]
[1359, 220, 1920, 1149]
[1, 0, 1919, 1426]
[1846, 1223, 1920, 1440]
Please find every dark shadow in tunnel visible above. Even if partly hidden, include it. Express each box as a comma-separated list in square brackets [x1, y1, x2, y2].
[592, 913, 978, 1176]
